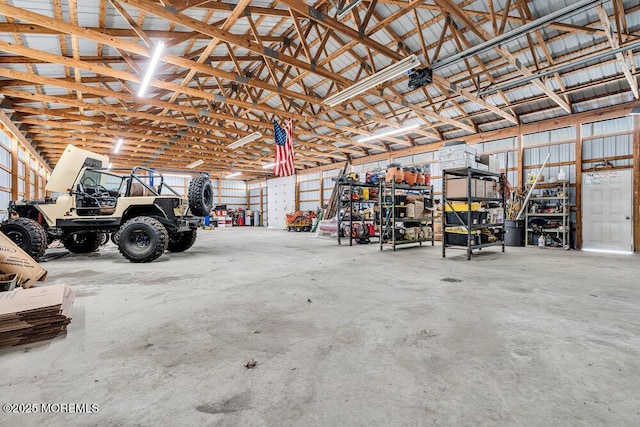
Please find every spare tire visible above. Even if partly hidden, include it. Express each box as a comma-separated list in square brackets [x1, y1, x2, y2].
[188, 175, 213, 216]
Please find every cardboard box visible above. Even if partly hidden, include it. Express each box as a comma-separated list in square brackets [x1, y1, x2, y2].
[0, 233, 47, 289]
[439, 143, 476, 165]
[440, 155, 477, 170]
[474, 162, 489, 171]
[475, 180, 486, 198]
[406, 203, 416, 219]
[478, 154, 501, 173]
[446, 178, 481, 198]
[486, 181, 497, 199]
[439, 150, 475, 163]
[439, 143, 477, 156]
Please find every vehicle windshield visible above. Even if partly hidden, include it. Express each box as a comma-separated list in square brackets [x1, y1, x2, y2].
[79, 169, 126, 194]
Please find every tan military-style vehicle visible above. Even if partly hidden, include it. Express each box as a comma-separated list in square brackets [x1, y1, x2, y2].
[1, 145, 213, 263]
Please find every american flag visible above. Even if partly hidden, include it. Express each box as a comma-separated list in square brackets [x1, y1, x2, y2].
[274, 119, 295, 177]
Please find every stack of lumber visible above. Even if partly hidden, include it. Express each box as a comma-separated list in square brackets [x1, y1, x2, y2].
[0, 285, 74, 349]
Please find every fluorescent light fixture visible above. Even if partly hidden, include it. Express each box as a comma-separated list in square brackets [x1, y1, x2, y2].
[357, 124, 420, 143]
[324, 55, 420, 107]
[262, 162, 277, 169]
[186, 159, 204, 169]
[630, 106, 640, 115]
[228, 132, 262, 149]
[226, 172, 241, 178]
[113, 138, 123, 153]
[337, 0, 362, 19]
[137, 40, 165, 97]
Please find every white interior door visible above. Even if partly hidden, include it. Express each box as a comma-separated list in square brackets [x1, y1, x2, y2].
[266, 176, 296, 229]
[582, 170, 633, 252]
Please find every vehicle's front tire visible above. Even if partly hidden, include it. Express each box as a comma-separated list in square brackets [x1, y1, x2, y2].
[0, 217, 48, 260]
[117, 216, 168, 263]
[62, 232, 101, 253]
[167, 229, 197, 252]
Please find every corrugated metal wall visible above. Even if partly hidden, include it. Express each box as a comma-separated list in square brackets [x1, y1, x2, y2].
[322, 168, 342, 204]
[260, 113, 637, 247]
[523, 126, 577, 204]
[582, 117, 634, 169]
[160, 176, 188, 197]
[248, 181, 263, 213]
[298, 172, 321, 211]
[219, 179, 247, 209]
[521, 126, 577, 246]
[474, 137, 518, 186]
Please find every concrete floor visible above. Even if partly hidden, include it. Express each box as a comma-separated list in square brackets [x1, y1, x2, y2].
[1, 227, 639, 425]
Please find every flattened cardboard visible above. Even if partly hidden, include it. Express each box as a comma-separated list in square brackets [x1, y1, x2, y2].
[0, 233, 47, 288]
[0, 285, 74, 349]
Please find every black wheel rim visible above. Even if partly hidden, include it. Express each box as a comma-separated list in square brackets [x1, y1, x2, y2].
[6, 230, 25, 246]
[129, 230, 151, 249]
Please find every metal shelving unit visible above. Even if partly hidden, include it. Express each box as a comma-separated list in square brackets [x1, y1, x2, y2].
[336, 181, 378, 246]
[442, 168, 505, 260]
[379, 180, 434, 251]
[525, 180, 570, 248]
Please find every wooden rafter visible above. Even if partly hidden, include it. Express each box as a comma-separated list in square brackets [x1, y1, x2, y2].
[0, 0, 638, 174]
[433, 0, 572, 114]
[596, 5, 639, 100]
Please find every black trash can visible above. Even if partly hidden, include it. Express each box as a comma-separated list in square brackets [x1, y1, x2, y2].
[505, 220, 525, 247]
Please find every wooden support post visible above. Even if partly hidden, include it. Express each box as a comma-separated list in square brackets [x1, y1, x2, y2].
[633, 115, 640, 251]
[517, 130, 524, 188]
[33, 158, 39, 199]
[319, 172, 324, 208]
[575, 124, 583, 249]
[259, 185, 264, 226]
[24, 155, 31, 200]
[295, 178, 300, 211]
[246, 183, 250, 210]
[10, 138, 18, 201]
[217, 179, 222, 206]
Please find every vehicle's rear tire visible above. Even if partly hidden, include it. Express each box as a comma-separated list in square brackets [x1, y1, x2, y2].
[188, 175, 213, 216]
[117, 216, 168, 263]
[167, 229, 197, 252]
[62, 232, 101, 253]
[110, 231, 120, 245]
[97, 232, 109, 246]
[0, 217, 47, 260]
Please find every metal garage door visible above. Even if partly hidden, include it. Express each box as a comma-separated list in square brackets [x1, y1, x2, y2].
[266, 175, 296, 229]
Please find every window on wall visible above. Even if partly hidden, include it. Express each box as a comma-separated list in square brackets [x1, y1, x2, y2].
[0, 127, 51, 206]
[0, 144, 10, 169]
[39, 176, 45, 199]
[0, 131, 10, 150]
[0, 190, 9, 210]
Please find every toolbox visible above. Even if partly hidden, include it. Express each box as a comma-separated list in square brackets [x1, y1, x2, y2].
[444, 227, 480, 246]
